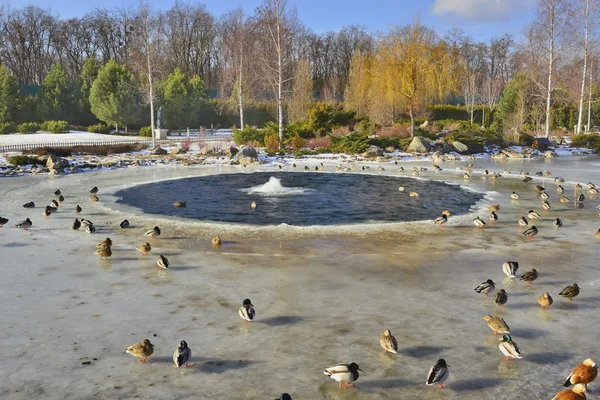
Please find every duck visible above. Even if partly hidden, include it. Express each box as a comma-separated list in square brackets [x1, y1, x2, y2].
[473, 217, 486, 228]
[173, 201, 187, 207]
[324, 363, 361, 389]
[482, 169, 489, 176]
[463, 173, 470, 180]
[589, 187, 599, 195]
[559, 283, 580, 301]
[433, 214, 447, 226]
[557, 185, 565, 194]
[72, 218, 81, 231]
[528, 210, 540, 220]
[251, 201, 257, 208]
[597, 229, 600, 238]
[504, 169, 511, 174]
[536, 292, 554, 308]
[511, 192, 520, 200]
[541, 191, 550, 199]
[552, 384, 588, 400]
[125, 339, 154, 363]
[578, 194, 585, 202]
[474, 279, 496, 296]
[518, 217, 528, 227]
[489, 211, 498, 222]
[91, 194, 99, 202]
[292, 163, 296, 168]
[94, 246, 112, 260]
[542, 201, 551, 211]
[523, 176, 533, 183]
[409, 192, 419, 197]
[520, 269, 538, 284]
[564, 359, 598, 387]
[239, 298, 255, 322]
[398, 186, 405, 192]
[23, 201, 35, 208]
[277, 394, 292, 400]
[58, 195, 64, 203]
[379, 329, 399, 354]
[119, 220, 130, 229]
[587, 182, 596, 189]
[555, 177, 565, 183]
[137, 242, 152, 256]
[425, 359, 450, 388]
[90, 186, 99, 194]
[554, 218, 563, 227]
[576, 183, 583, 191]
[96, 238, 112, 248]
[50, 200, 59, 208]
[523, 226, 539, 238]
[494, 289, 508, 307]
[545, 171, 552, 177]
[86, 224, 96, 234]
[212, 236, 222, 246]
[54, 190, 61, 196]
[15, 218, 32, 230]
[535, 185, 545, 192]
[535, 171, 543, 177]
[498, 334, 523, 360]
[304, 166, 310, 171]
[173, 340, 191, 368]
[157, 255, 169, 269]
[144, 226, 161, 239]
[503, 262, 519, 278]
[488, 205, 500, 212]
[42, 208, 51, 218]
[378, 166, 384, 172]
[0, 216, 8, 227]
[80, 219, 93, 227]
[278, 165, 282, 170]
[481, 315, 510, 335]
[74, 205, 82, 213]
[560, 195, 570, 203]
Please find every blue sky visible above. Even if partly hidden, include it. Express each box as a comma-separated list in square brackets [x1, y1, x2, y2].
[13, 0, 536, 41]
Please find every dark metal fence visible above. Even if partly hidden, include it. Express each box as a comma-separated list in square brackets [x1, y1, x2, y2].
[0, 135, 233, 153]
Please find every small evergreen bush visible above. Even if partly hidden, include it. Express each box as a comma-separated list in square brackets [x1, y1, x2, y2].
[139, 126, 152, 137]
[41, 120, 69, 133]
[0, 122, 16, 135]
[8, 155, 42, 166]
[17, 122, 40, 134]
[87, 123, 110, 134]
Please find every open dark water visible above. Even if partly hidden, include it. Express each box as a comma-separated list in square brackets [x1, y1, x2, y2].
[115, 172, 483, 226]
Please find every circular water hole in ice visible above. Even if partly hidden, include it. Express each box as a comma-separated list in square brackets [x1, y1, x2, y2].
[115, 172, 483, 226]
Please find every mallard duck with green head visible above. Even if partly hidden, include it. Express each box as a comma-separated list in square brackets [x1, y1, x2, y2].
[324, 362, 362, 389]
[498, 334, 523, 360]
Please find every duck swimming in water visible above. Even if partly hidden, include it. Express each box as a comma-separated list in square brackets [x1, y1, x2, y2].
[173, 201, 187, 207]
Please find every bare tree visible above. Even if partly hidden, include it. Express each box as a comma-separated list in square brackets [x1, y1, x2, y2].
[535, 0, 572, 137]
[253, 0, 299, 146]
[576, 0, 596, 134]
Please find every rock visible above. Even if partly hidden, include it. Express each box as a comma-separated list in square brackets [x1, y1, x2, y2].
[407, 137, 431, 153]
[491, 152, 508, 160]
[361, 145, 384, 158]
[170, 147, 187, 155]
[37, 155, 49, 163]
[419, 120, 429, 129]
[46, 154, 69, 171]
[235, 146, 259, 164]
[385, 146, 396, 153]
[452, 141, 469, 153]
[200, 145, 215, 155]
[224, 146, 239, 157]
[501, 149, 525, 159]
[432, 150, 445, 162]
[544, 150, 558, 158]
[442, 143, 455, 153]
[150, 146, 167, 155]
[375, 156, 387, 163]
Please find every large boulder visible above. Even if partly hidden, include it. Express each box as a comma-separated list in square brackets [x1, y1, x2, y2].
[491, 152, 508, 160]
[501, 148, 525, 159]
[442, 143, 455, 153]
[235, 146, 258, 164]
[361, 145, 384, 158]
[545, 150, 558, 158]
[150, 146, 167, 155]
[224, 146, 239, 157]
[407, 137, 431, 153]
[452, 141, 469, 153]
[46, 154, 69, 171]
[432, 150, 445, 162]
[199, 145, 215, 156]
[170, 147, 187, 155]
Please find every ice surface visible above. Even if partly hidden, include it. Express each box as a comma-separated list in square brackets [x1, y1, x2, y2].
[0, 156, 599, 399]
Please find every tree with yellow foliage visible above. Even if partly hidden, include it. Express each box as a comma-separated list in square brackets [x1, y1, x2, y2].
[378, 21, 458, 136]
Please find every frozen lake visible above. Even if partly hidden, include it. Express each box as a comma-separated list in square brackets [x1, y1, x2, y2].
[0, 156, 599, 399]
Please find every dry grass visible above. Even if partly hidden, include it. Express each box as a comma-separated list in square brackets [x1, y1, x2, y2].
[23, 143, 147, 157]
[376, 126, 410, 139]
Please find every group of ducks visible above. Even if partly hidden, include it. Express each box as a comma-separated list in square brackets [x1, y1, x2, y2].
[2, 163, 599, 399]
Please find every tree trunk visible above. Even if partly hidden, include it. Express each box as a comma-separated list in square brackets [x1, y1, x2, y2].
[544, 25, 554, 139]
[146, 31, 155, 148]
[587, 58, 594, 133]
[576, 0, 590, 135]
[482, 108, 485, 128]
[276, 2, 283, 149]
[409, 102, 415, 137]
[238, 62, 244, 129]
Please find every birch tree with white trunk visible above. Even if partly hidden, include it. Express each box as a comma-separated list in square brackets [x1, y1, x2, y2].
[576, 0, 597, 134]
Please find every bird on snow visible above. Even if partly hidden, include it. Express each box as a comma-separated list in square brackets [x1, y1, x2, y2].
[173, 340, 191, 368]
[324, 362, 362, 389]
[425, 359, 450, 388]
[474, 279, 496, 297]
[239, 298, 255, 322]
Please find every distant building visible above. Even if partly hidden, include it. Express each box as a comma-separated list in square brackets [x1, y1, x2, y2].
[532, 137, 551, 151]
